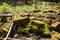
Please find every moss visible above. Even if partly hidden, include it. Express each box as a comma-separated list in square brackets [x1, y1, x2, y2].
[29, 16, 35, 20]
[30, 20, 50, 37]
[2, 23, 11, 32]
[38, 26, 51, 37]
[31, 20, 45, 24]
[23, 27, 30, 31]
[13, 17, 30, 26]
[0, 23, 10, 38]
[31, 20, 50, 28]
[51, 31, 60, 39]
[13, 17, 26, 21]
[0, 14, 13, 16]
[17, 27, 24, 33]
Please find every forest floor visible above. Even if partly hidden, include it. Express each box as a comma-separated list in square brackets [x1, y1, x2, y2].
[0, 1, 60, 40]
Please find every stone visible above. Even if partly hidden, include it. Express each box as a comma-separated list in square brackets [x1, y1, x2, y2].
[19, 13, 30, 17]
[51, 22, 60, 28]
[0, 13, 13, 22]
[46, 13, 56, 19]
[35, 17, 43, 21]
[13, 17, 30, 26]
[33, 9, 41, 12]
[56, 15, 60, 21]
[0, 14, 13, 17]
[9, 38, 20, 40]
[31, 20, 49, 28]
[44, 18, 52, 25]
[14, 34, 19, 38]
[31, 20, 45, 28]
[31, 20, 50, 37]
[49, 2, 56, 5]
[35, 14, 44, 21]
[41, 38, 51, 40]
[51, 22, 60, 33]
[26, 38, 32, 40]
[43, 9, 55, 13]
[21, 36, 26, 40]
[31, 36, 37, 40]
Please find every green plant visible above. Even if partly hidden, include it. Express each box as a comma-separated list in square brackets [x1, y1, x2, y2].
[0, 2, 11, 12]
[15, 5, 36, 13]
